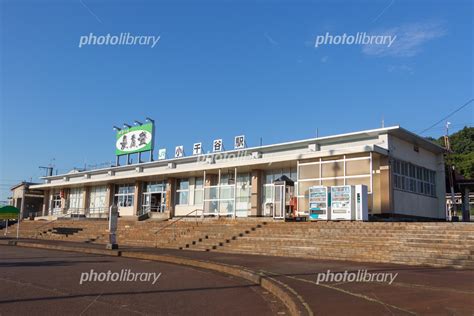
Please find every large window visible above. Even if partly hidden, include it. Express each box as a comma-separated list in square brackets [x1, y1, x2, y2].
[194, 177, 204, 205]
[115, 184, 135, 207]
[68, 188, 84, 210]
[51, 191, 61, 210]
[89, 186, 107, 212]
[263, 168, 297, 184]
[176, 179, 189, 205]
[392, 159, 436, 197]
[236, 173, 251, 216]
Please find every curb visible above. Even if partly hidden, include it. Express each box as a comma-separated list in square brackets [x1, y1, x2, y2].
[3, 241, 311, 316]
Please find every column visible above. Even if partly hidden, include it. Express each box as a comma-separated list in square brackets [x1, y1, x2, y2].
[42, 190, 50, 216]
[105, 184, 114, 209]
[166, 178, 176, 218]
[462, 186, 471, 222]
[82, 187, 89, 215]
[133, 180, 143, 217]
[20, 186, 26, 219]
[60, 188, 68, 214]
[379, 156, 392, 213]
[250, 169, 262, 216]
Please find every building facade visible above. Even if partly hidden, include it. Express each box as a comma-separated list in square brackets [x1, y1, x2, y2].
[9, 182, 45, 219]
[29, 126, 447, 220]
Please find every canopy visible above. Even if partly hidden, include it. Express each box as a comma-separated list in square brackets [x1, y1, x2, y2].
[0, 205, 20, 220]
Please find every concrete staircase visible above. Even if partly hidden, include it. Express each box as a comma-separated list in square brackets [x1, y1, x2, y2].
[215, 221, 474, 269]
[177, 221, 266, 251]
[2, 219, 473, 269]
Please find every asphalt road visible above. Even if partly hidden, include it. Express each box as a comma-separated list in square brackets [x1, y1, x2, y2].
[0, 246, 287, 316]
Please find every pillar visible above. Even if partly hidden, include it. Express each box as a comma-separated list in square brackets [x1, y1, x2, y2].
[82, 187, 89, 215]
[42, 190, 50, 216]
[20, 186, 26, 219]
[250, 170, 263, 216]
[462, 186, 471, 222]
[166, 178, 176, 218]
[60, 188, 68, 214]
[133, 180, 143, 216]
[379, 156, 392, 213]
[105, 184, 114, 209]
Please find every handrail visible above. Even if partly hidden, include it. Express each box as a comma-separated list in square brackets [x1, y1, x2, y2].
[33, 207, 107, 238]
[153, 208, 203, 248]
[153, 208, 202, 235]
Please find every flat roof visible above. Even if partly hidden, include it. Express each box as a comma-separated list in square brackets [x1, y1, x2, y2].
[36, 125, 444, 182]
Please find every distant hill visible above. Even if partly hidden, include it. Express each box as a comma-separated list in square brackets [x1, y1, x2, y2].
[427, 126, 474, 179]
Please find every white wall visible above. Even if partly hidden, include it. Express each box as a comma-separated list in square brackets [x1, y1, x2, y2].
[389, 135, 445, 218]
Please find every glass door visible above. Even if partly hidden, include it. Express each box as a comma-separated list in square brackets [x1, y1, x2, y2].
[273, 184, 285, 219]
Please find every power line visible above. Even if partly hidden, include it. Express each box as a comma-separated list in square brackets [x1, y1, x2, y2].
[418, 99, 474, 135]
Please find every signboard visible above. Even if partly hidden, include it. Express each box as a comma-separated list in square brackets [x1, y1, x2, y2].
[115, 122, 153, 156]
[0, 205, 19, 220]
[108, 205, 119, 247]
[175, 145, 184, 158]
[193, 143, 202, 155]
[234, 135, 245, 149]
[158, 148, 167, 160]
[213, 139, 223, 152]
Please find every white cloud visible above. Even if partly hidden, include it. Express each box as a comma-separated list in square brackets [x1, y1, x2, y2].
[264, 32, 279, 46]
[362, 22, 446, 57]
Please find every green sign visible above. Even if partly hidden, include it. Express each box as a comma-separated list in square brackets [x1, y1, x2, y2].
[0, 205, 19, 220]
[116, 123, 154, 156]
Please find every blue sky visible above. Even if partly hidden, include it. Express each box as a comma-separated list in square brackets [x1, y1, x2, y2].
[0, 0, 473, 200]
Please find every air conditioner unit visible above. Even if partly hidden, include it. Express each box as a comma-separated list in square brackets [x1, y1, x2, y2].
[251, 151, 262, 159]
[308, 144, 320, 152]
[206, 156, 215, 164]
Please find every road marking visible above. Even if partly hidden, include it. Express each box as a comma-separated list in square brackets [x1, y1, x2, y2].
[282, 274, 416, 315]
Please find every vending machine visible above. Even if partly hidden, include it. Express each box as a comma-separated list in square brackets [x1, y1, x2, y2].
[309, 186, 330, 220]
[330, 185, 355, 220]
[355, 184, 368, 221]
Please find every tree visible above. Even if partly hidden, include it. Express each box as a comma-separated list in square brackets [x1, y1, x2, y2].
[430, 126, 474, 179]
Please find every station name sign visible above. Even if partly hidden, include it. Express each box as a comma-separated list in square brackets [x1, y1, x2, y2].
[161, 135, 247, 160]
[115, 123, 154, 156]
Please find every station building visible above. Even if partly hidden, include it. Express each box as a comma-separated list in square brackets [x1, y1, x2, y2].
[29, 126, 446, 220]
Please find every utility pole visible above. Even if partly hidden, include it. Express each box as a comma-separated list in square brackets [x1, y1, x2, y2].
[444, 122, 457, 221]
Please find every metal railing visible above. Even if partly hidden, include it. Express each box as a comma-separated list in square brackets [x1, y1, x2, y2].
[47, 207, 108, 220]
[153, 208, 203, 248]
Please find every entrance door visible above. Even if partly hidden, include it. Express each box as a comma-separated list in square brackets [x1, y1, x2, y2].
[273, 184, 285, 219]
[150, 193, 161, 212]
[160, 192, 166, 213]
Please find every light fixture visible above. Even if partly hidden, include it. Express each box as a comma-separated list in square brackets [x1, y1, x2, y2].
[113, 126, 121, 131]
[123, 123, 132, 129]
[134, 120, 143, 126]
[145, 117, 154, 123]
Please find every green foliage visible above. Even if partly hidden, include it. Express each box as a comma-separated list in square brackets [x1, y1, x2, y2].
[432, 127, 474, 179]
